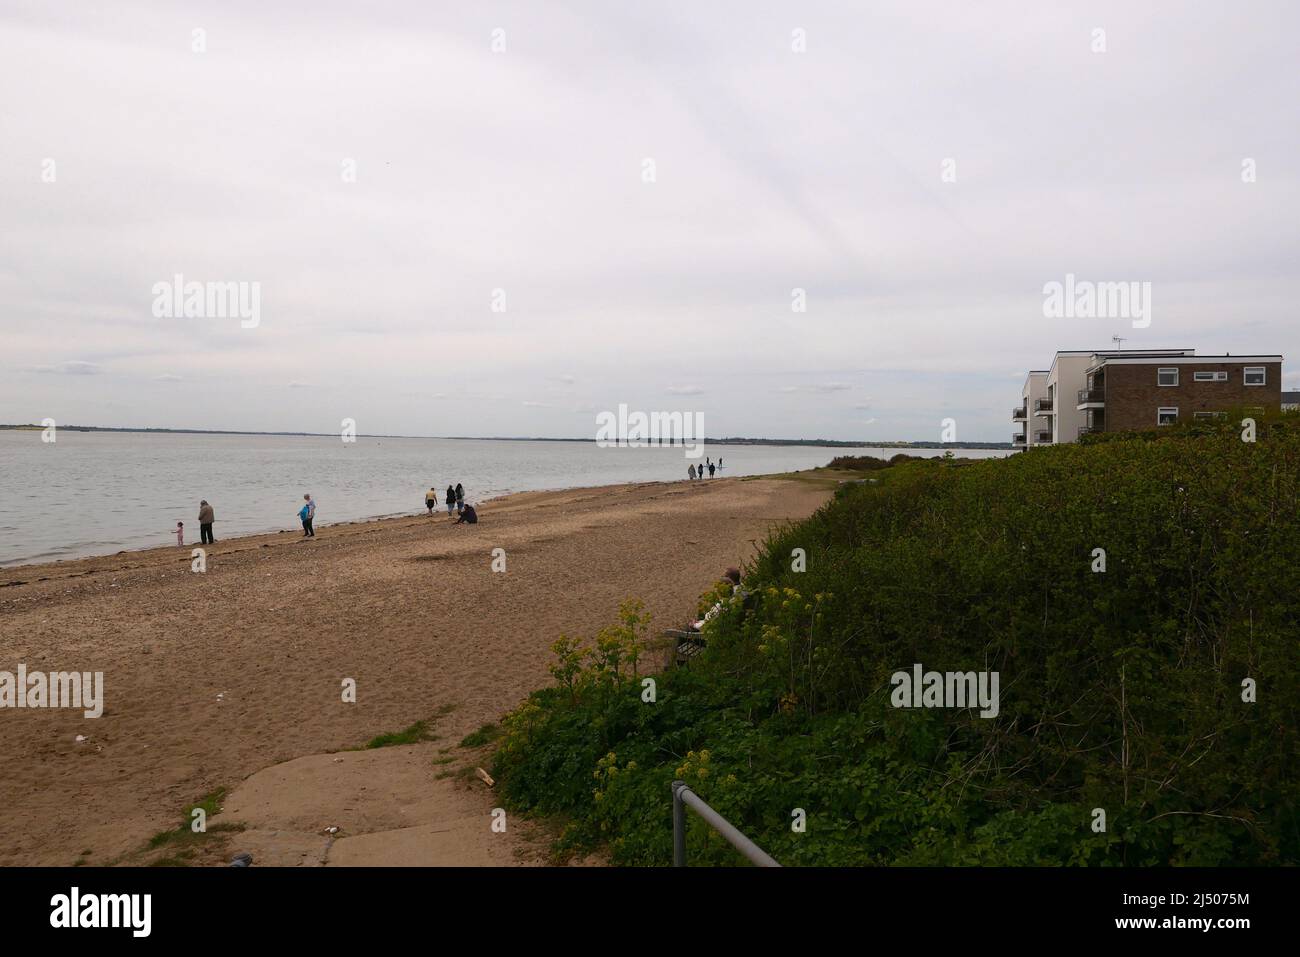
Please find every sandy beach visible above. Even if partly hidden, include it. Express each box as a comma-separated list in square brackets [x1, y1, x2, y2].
[0, 476, 830, 866]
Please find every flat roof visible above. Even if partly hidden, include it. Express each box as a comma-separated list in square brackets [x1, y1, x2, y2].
[1094, 355, 1282, 365]
[1053, 349, 1194, 356]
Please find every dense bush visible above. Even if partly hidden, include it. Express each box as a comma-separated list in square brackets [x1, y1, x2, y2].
[826, 454, 904, 470]
[493, 420, 1300, 865]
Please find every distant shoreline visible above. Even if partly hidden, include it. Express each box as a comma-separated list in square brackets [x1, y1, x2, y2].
[0, 424, 1013, 449]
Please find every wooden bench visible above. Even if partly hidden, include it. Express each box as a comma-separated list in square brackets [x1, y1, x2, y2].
[665, 628, 706, 667]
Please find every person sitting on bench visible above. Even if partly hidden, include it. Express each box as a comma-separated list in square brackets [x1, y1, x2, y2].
[691, 567, 743, 630]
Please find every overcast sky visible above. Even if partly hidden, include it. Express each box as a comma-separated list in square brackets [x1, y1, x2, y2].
[2, 1, 1297, 442]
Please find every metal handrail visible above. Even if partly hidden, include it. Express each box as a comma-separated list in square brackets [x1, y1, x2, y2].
[671, 780, 781, 867]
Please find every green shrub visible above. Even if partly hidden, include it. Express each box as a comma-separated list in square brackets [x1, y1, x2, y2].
[494, 424, 1300, 865]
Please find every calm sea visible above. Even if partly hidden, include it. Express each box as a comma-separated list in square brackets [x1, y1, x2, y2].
[0, 431, 1011, 567]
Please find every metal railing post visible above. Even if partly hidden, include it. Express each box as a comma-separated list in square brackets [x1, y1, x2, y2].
[670, 779, 780, 867]
[672, 780, 688, 866]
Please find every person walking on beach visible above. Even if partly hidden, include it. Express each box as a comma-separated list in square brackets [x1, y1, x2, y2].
[301, 493, 316, 537]
[198, 500, 215, 544]
[425, 486, 438, 515]
[688, 464, 697, 481]
[708, 462, 715, 478]
[455, 483, 465, 514]
[446, 484, 456, 518]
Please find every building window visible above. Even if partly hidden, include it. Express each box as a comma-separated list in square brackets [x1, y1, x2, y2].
[1244, 367, 1266, 386]
[1158, 367, 1179, 386]
[1193, 371, 1227, 382]
[1158, 407, 1178, 426]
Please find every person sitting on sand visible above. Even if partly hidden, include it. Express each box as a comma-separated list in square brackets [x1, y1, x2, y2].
[425, 486, 438, 515]
[446, 485, 456, 518]
[455, 503, 478, 525]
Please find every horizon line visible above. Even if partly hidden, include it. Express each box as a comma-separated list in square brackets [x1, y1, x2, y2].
[0, 424, 1014, 447]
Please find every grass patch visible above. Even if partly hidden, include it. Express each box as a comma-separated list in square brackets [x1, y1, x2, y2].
[460, 723, 500, 748]
[360, 720, 436, 750]
[148, 788, 228, 848]
[352, 708, 458, 751]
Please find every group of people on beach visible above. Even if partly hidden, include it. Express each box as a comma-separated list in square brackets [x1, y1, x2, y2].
[426, 483, 477, 524]
[176, 493, 317, 546]
[688, 456, 722, 481]
[175, 481, 481, 547]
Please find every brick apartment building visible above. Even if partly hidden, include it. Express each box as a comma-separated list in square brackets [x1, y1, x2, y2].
[1013, 349, 1284, 445]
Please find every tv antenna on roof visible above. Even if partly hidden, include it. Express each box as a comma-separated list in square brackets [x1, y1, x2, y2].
[1111, 335, 1126, 351]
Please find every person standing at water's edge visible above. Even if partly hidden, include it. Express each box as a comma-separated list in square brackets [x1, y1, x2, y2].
[300, 493, 316, 537]
[425, 486, 438, 515]
[446, 485, 456, 519]
[688, 464, 696, 481]
[198, 500, 215, 544]
[708, 462, 715, 478]
[455, 483, 465, 515]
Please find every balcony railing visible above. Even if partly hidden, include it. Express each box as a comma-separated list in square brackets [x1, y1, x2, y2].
[1077, 389, 1104, 405]
[1078, 426, 1095, 438]
[1012, 433, 1026, 444]
[1035, 431, 1052, 443]
[1033, 398, 1053, 413]
[1012, 406, 1027, 420]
